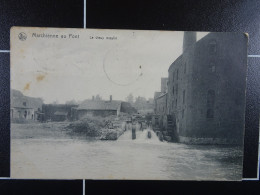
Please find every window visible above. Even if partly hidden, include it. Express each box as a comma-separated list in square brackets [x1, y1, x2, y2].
[207, 90, 215, 118]
[23, 102, 26, 106]
[210, 62, 216, 73]
[212, 65, 216, 72]
[209, 40, 217, 54]
[207, 90, 215, 107]
[183, 90, 186, 104]
[176, 84, 178, 95]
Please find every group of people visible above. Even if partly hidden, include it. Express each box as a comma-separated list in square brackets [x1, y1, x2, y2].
[124, 120, 152, 131]
[121, 119, 152, 140]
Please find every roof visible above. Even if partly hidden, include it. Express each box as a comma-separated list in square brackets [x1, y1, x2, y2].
[54, 111, 68, 116]
[11, 90, 43, 110]
[77, 100, 122, 111]
[154, 92, 167, 100]
[168, 32, 216, 72]
[168, 54, 183, 72]
[156, 92, 167, 100]
[154, 92, 163, 99]
[161, 77, 168, 82]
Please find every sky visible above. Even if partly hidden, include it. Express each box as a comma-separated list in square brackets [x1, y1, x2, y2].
[11, 27, 208, 103]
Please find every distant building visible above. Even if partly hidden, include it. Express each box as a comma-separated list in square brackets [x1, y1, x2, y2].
[153, 77, 169, 130]
[73, 95, 136, 120]
[154, 78, 168, 115]
[11, 89, 43, 121]
[154, 32, 247, 144]
[160, 78, 168, 93]
[154, 77, 168, 115]
[154, 93, 167, 116]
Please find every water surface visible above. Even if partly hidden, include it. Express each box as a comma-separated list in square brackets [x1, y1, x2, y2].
[11, 128, 243, 180]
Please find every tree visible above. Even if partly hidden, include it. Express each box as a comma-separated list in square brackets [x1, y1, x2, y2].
[134, 96, 147, 110]
[51, 100, 59, 105]
[125, 93, 134, 105]
[65, 99, 77, 105]
[95, 94, 102, 101]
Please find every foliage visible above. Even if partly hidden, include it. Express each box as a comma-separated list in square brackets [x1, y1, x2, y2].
[125, 93, 134, 104]
[67, 115, 118, 137]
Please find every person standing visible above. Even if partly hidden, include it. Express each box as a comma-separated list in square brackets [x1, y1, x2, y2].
[140, 121, 143, 131]
[132, 121, 136, 140]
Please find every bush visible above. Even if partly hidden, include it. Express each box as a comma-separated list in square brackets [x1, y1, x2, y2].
[67, 115, 118, 137]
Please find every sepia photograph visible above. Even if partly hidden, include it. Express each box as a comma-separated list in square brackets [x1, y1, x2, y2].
[10, 27, 248, 180]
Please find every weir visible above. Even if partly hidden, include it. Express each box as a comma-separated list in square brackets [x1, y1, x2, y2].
[118, 128, 161, 143]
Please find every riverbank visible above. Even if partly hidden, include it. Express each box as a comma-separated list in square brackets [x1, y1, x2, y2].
[11, 120, 125, 141]
[11, 122, 71, 139]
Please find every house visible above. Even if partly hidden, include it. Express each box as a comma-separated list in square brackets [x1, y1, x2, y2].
[73, 95, 136, 120]
[153, 79, 168, 129]
[53, 111, 69, 121]
[11, 89, 43, 121]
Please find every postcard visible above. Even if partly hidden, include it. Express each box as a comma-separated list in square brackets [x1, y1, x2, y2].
[10, 27, 248, 180]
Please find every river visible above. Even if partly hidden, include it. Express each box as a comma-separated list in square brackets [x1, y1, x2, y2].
[11, 128, 243, 180]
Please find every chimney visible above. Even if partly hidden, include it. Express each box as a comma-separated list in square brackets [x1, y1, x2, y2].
[110, 95, 112, 102]
[183, 32, 197, 52]
[92, 96, 95, 101]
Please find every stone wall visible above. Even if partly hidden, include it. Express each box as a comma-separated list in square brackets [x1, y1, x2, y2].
[179, 136, 242, 145]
